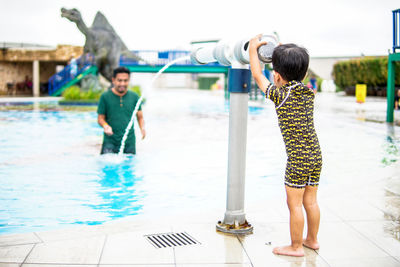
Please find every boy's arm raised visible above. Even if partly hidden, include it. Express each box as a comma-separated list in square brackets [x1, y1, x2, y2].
[249, 34, 271, 94]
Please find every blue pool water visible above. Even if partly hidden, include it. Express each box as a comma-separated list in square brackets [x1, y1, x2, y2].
[1, 89, 399, 235]
[0, 108, 144, 233]
[0, 91, 272, 234]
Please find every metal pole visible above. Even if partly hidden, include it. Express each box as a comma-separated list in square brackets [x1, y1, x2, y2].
[224, 73, 229, 100]
[33, 60, 40, 97]
[387, 54, 396, 123]
[393, 10, 396, 53]
[217, 61, 253, 234]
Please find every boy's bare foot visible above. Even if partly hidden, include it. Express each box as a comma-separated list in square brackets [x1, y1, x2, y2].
[272, 245, 304, 257]
[303, 239, 320, 250]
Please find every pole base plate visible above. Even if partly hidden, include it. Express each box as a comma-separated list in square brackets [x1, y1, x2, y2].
[216, 220, 253, 234]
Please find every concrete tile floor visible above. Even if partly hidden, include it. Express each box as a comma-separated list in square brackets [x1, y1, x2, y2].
[100, 228, 175, 265]
[1, 212, 399, 267]
[24, 235, 105, 265]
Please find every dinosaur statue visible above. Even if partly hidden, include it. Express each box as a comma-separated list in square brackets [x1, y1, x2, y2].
[61, 8, 145, 82]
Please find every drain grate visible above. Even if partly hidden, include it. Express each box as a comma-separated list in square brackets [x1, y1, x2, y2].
[145, 232, 200, 248]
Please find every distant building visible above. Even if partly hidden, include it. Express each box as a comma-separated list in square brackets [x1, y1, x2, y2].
[0, 43, 82, 96]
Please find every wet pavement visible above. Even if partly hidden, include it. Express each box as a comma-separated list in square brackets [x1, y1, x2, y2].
[0, 90, 399, 266]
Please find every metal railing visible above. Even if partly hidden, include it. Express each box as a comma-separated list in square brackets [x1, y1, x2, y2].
[393, 9, 400, 52]
[48, 55, 94, 95]
[120, 50, 221, 66]
[121, 50, 190, 66]
[48, 50, 224, 95]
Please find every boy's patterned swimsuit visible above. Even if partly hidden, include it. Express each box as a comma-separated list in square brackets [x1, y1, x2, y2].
[266, 80, 322, 188]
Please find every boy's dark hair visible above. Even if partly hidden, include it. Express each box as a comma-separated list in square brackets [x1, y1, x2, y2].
[113, 66, 130, 78]
[272, 44, 309, 82]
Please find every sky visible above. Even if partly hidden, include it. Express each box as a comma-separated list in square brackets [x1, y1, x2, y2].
[0, 0, 398, 57]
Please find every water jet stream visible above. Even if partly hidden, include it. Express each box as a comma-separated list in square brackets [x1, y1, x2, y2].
[118, 56, 190, 155]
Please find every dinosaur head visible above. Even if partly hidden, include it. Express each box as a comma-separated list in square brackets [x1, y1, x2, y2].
[61, 8, 82, 23]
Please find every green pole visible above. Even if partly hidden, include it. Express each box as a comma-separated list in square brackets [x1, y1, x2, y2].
[224, 74, 229, 100]
[387, 54, 395, 123]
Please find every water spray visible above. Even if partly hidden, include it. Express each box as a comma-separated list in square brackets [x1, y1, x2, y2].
[118, 56, 190, 155]
[119, 34, 277, 234]
[191, 34, 278, 234]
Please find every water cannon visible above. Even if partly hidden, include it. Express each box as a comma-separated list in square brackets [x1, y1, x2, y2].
[191, 34, 279, 234]
[190, 34, 278, 66]
[193, 34, 278, 235]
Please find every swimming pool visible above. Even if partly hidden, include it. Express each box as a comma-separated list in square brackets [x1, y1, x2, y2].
[1, 89, 399, 234]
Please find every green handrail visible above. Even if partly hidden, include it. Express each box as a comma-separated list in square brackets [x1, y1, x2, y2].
[51, 66, 98, 96]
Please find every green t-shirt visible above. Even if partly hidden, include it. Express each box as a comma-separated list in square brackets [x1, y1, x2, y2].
[97, 90, 142, 149]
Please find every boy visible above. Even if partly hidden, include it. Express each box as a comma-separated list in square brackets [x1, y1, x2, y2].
[249, 35, 322, 257]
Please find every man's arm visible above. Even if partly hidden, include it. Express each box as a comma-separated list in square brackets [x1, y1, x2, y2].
[98, 114, 113, 136]
[136, 110, 146, 139]
[249, 34, 271, 94]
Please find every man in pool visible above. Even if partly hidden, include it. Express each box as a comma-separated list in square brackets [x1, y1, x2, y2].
[97, 67, 146, 154]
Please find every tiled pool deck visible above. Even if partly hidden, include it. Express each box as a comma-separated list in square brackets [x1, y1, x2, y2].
[1, 92, 400, 267]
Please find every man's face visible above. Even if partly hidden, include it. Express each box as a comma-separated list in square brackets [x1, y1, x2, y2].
[112, 73, 130, 94]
